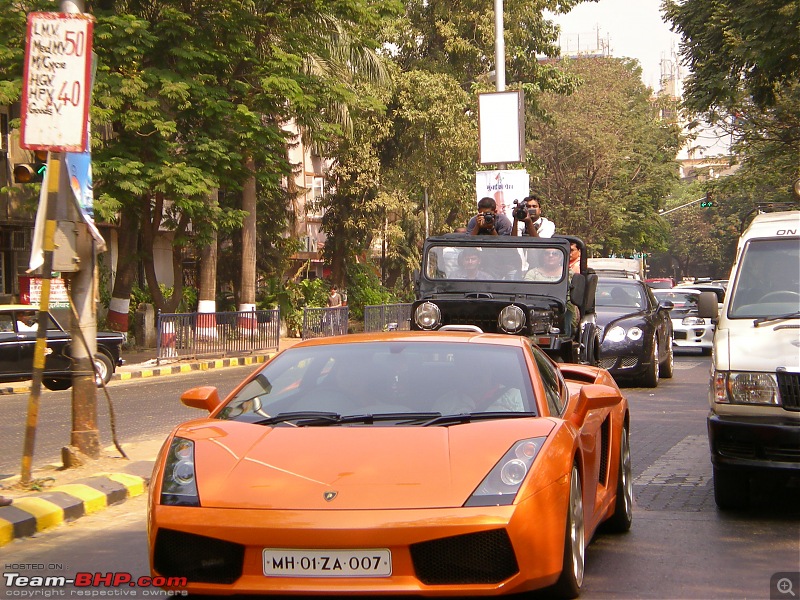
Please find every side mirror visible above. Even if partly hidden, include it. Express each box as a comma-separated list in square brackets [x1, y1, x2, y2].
[659, 300, 674, 311]
[696, 292, 719, 320]
[181, 386, 223, 412]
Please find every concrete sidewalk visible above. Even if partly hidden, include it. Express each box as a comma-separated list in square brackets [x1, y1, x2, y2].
[0, 337, 303, 547]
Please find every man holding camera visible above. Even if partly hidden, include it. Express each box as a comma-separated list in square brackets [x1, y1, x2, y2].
[467, 197, 513, 235]
[513, 194, 555, 237]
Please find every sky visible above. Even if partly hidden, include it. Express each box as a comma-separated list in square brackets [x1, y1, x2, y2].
[548, 0, 683, 92]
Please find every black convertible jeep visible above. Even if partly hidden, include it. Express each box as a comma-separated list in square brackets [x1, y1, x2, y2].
[412, 234, 600, 364]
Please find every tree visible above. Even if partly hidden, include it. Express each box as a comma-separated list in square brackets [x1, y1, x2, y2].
[528, 57, 682, 255]
[662, 0, 800, 113]
[663, 0, 799, 242]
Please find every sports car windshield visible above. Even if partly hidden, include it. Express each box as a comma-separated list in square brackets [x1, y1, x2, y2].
[425, 245, 566, 282]
[218, 341, 537, 424]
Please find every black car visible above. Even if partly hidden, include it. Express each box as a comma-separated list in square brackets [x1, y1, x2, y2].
[412, 234, 600, 365]
[0, 305, 125, 391]
[595, 278, 674, 387]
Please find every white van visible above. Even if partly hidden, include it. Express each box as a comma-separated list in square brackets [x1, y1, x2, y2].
[697, 210, 800, 509]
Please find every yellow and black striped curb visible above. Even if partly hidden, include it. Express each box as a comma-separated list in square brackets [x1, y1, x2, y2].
[0, 353, 275, 395]
[0, 472, 146, 547]
[113, 353, 270, 381]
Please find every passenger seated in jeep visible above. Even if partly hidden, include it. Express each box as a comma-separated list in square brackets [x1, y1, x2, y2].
[452, 248, 494, 280]
[524, 248, 565, 282]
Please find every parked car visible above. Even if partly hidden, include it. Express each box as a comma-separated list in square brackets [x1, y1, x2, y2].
[595, 278, 674, 387]
[412, 234, 600, 365]
[0, 305, 125, 390]
[652, 288, 714, 355]
[149, 331, 632, 598]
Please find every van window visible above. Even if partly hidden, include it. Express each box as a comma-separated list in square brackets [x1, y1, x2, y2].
[728, 239, 800, 318]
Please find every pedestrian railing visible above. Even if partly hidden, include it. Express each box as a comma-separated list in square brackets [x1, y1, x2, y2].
[302, 306, 349, 339]
[363, 303, 412, 332]
[157, 309, 280, 363]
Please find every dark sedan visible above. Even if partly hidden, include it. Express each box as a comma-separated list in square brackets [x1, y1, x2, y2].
[595, 279, 674, 388]
[0, 305, 125, 390]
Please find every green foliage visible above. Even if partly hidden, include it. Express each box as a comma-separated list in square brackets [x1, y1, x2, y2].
[257, 276, 329, 338]
[344, 262, 394, 321]
[663, 0, 800, 112]
[528, 57, 681, 256]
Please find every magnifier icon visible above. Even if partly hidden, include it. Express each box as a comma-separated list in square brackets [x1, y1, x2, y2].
[777, 578, 796, 597]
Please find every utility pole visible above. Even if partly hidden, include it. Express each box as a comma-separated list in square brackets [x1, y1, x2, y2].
[62, 0, 100, 460]
[494, 0, 507, 171]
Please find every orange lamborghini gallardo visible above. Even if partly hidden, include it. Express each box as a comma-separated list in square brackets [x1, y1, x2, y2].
[148, 331, 632, 598]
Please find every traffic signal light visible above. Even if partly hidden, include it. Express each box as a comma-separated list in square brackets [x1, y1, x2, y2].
[701, 191, 714, 208]
[13, 150, 48, 184]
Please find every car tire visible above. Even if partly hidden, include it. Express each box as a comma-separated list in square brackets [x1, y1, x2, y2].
[604, 425, 633, 533]
[551, 463, 585, 599]
[93, 353, 115, 387]
[639, 336, 659, 388]
[713, 466, 749, 510]
[43, 378, 72, 391]
[659, 334, 674, 379]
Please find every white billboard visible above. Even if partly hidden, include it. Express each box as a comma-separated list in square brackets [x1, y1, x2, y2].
[478, 90, 525, 164]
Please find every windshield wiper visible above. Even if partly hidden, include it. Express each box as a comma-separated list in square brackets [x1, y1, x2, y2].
[422, 411, 537, 427]
[754, 311, 800, 327]
[298, 412, 443, 426]
[256, 411, 341, 426]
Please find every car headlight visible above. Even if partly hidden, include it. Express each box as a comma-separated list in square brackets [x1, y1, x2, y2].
[160, 437, 200, 506]
[605, 325, 643, 342]
[414, 302, 441, 330]
[712, 371, 779, 405]
[499, 305, 525, 333]
[682, 316, 706, 326]
[464, 438, 546, 507]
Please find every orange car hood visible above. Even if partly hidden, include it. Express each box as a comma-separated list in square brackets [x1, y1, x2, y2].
[179, 418, 556, 510]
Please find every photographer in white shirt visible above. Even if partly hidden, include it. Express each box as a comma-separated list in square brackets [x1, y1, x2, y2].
[512, 194, 555, 237]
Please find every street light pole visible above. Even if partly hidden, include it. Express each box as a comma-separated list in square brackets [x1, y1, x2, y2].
[494, 0, 506, 171]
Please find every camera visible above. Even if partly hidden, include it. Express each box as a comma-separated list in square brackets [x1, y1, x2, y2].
[480, 212, 495, 224]
[512, 200, 528, 221]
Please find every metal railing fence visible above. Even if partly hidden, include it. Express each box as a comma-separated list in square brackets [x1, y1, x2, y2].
[302, 306, 349, 339]
[363, 303, 412, 332]
[157, 309, 280, 363]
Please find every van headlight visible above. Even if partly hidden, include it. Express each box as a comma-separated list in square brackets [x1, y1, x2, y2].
[712, 371, 779, 405]
[499, 305, 525, 333]
[414, 302, 441, 330]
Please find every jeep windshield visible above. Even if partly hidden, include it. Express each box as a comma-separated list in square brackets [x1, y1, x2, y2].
[425, 244, 567, 283]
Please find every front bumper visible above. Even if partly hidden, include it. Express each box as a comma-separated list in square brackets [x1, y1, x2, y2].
[149, 487, 569, 596]
[708, 413, 800, 471]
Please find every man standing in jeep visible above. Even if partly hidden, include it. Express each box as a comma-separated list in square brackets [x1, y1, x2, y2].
[467, 197, 513, 235]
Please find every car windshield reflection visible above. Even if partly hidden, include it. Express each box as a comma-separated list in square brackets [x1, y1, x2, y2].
[218, 341, 537, 424]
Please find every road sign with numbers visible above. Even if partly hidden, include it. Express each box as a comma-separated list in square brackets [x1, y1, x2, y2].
[20, 12, 93, 152]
